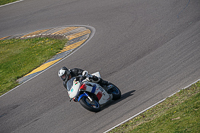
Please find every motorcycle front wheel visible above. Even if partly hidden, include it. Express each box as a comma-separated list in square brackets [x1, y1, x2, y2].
[80, 95, 101, 112]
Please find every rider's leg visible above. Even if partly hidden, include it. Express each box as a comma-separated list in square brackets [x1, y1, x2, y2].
[90, 76, 109, 86]
[98, 78, 109, 86]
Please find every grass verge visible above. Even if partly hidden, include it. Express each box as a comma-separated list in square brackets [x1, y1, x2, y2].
[0, 0, 17, 5]
[0, 37, 67, 96]
[109, 81, 200, 133]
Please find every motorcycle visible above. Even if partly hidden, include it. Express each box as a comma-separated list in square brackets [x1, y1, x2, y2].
[66, 72, 121, 112]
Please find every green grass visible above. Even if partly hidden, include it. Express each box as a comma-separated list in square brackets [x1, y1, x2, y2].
[0, 37, 67, 96]
[0, 0, 17, 5]
[110, 81, 200, 133]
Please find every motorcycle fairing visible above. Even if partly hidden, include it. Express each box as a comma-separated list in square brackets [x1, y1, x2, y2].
[67, 75, 112, 105]
[85, 82, 111, 105]
[67, 77, 81, 99]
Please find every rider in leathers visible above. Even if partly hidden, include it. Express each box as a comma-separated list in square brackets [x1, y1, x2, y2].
[58, 67, 109, 90]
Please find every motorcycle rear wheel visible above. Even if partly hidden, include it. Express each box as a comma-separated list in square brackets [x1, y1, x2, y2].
[107, 83, 121, 100]
[80, 95, 101, 112]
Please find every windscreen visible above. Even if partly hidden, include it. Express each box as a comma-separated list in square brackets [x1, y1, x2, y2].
[66, 77, 76, 91]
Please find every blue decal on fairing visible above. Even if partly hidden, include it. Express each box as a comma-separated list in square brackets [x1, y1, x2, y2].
[91, 85, 96, 93]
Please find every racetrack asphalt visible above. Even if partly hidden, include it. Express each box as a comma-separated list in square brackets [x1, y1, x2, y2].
[0, 0, 200, 133]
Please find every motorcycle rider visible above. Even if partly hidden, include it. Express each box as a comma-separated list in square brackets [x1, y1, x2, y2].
[58, 66, 109, 90]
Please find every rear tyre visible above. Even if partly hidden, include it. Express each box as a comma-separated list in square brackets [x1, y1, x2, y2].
[80, 95, 101, 112]
[107, 83, 121, 100]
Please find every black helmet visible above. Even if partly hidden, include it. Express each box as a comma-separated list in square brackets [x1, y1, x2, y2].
[58, 67, 70, 81]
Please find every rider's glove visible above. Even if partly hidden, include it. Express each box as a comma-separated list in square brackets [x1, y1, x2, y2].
[76, 75, 86, 82]
[75, 76, 81, 81]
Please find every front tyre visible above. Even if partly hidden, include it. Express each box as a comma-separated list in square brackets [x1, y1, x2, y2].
[80, 96, 101, 112]
[107, 83, 121, 100]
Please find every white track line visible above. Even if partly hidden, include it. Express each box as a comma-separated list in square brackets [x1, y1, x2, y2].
[0, 0, 23, 8]
[104, 79, 200, 133]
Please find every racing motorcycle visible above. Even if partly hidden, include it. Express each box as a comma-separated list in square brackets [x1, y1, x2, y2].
[66, 72, 121, 112]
